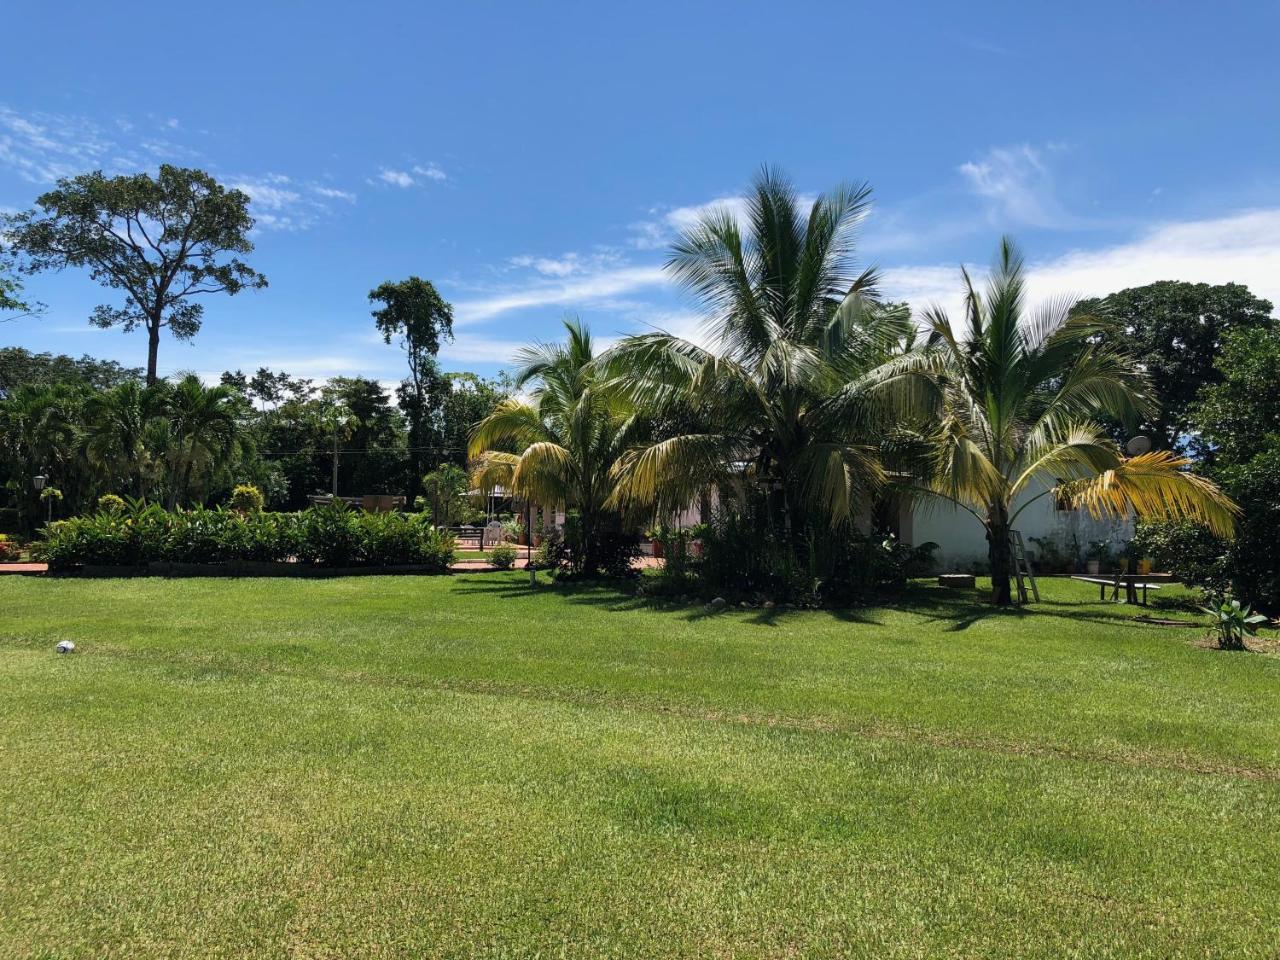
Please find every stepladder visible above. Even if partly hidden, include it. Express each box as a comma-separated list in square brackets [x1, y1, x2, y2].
[1009, 529, 1040, 604]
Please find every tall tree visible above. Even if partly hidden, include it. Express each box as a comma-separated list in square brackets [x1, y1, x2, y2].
[4, 165, 267, 385]
[599, 165, 905, 532]
[368, 277, 454, 493]
[864, 239, 1237, 605]
[1074, 281, 1274, 455]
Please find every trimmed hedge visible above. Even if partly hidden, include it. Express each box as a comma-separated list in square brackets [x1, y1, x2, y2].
[35, 502, 455, 573]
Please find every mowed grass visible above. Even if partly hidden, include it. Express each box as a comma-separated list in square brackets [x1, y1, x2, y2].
[2, 574, 1279, 958]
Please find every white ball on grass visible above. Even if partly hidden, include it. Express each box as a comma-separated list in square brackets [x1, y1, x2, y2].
[56, 640, 76, 654]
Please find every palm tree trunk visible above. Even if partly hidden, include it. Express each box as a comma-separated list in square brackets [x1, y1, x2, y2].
[986, 502, 1014, 606]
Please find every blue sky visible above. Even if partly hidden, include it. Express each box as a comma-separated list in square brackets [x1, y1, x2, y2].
[4, 1, 1279, 386]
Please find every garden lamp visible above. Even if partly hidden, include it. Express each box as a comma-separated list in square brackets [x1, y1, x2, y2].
[33, 474, 47, 492]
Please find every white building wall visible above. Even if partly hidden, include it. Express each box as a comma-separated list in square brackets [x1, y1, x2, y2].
[909, 480, 1133, 572]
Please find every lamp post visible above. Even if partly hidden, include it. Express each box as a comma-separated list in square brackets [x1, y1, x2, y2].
[32, 473, 50, 524]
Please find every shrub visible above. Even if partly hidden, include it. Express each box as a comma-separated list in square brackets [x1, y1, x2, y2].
[34, 502, 454, 573]
[488, 541, 518, 569]
[293, 503, 362, 566]
[1130, 518, 1230, 598]
[0, 535, 19, 562]
[697, 506, 938, 605]
[229, 484, 264, 513]
[97, 494, 126, 514]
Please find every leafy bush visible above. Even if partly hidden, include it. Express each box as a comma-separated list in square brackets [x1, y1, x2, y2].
[1131, 518, 1230, 597]
[1217, 447, 1280, 613]
[488, 541, 518, 569]
[97, 494, 126, 513]
[0, 535, 19, 562]
[35, 501, 454, 572]
[229, 484, 264, 513]
[697, 507, 937, 605]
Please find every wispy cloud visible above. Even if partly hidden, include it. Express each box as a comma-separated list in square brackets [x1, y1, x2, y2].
[230, 174, 355, 231]
[413, 163, 447, 182]
[379, 168, 415, 188]
[453, 264, 669, 326]
[883, 208, 1280, 319]
[0, 104, 355, 231]
[958, 143, 1079, 229]
[631, 191, 817, 249]
[376, 163, 448, 189]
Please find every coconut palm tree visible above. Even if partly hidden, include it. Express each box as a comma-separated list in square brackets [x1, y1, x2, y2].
[598, 165, 908, 533]
[860, 237, 1237, 605]
[163, 374, 242, 508]
[469, 318, 643, 575]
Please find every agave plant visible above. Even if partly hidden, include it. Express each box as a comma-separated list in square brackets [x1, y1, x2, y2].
[1202, 598, 1269, 651]
[860, 237, 1237, 605]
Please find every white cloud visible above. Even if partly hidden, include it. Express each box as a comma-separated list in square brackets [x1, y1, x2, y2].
[958, 143, 1074, 229]
[375, 163, 447, 189]
[438, 332, 527, 365]
[630, 192, 816, 250]
[312, 185, 357, 202]
[412, 162, 447, 182]
[0, 105, 118, 182]
[379, 168, 415, 188]
[453, 265, 669, 326]
[883, 208, 1280, 320]
[506, 250, 623, 278]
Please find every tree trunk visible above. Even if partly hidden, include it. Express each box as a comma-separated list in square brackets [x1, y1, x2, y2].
[146, 322, 161, 387]
[986, 504, 1013, 606]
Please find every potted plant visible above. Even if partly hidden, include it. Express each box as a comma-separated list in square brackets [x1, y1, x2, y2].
[1085, 539, 1111, 575]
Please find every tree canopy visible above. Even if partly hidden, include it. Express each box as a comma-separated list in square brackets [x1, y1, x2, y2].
[1075, 281, 1274, 455]
[4, 165, 267, 384]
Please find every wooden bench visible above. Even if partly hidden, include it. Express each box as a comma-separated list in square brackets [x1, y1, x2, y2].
[1071, 574, 1164, 605]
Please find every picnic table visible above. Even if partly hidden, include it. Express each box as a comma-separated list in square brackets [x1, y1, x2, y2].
[1071, 572, 1165, 605]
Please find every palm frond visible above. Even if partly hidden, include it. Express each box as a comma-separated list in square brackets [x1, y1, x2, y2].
[1060, 451, 1238, 538]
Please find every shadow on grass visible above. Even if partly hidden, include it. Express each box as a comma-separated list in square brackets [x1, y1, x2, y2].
[448, 572, 1186, 633]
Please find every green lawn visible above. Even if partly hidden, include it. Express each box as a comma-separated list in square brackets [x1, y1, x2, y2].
[2, 574, 1278, 958]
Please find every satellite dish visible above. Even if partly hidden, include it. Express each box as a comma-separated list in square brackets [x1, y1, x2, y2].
[1125, 436, 1152, 456]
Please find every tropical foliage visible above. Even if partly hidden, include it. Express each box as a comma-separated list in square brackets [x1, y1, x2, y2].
[599, 165, 908, 533]
[36, 500, 454, 572]
[470, 318, 643, 576]
[858, 238, 1237, 604]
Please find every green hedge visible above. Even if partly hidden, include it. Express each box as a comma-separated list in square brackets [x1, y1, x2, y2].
[35, 502, 455, 573]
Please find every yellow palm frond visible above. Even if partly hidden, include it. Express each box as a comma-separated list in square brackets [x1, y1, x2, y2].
[510, 441, 576, 507]
[469, 451, 521, 496]
[1060, 451, 1238, 538]
[467, 398, 548, 459]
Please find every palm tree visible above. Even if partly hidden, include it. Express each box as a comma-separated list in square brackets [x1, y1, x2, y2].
[469, 318, 642, 575]
[0, 385, 79, 528]
[82, 380, 168, 497]
[861, 238, 1237, 605]
[598, 165, 907, 533]
[163, 375, 242, 508]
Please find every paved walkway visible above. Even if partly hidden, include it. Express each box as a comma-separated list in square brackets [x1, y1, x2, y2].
[0, 556, 665, 576]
